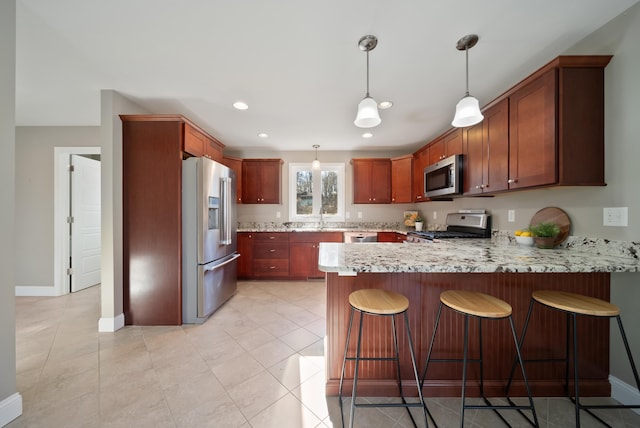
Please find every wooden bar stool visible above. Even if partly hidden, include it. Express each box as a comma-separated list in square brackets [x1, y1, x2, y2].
[506, 290, 640, 427]
[338, 289, 430, 428]
[421, 290, 539, 427]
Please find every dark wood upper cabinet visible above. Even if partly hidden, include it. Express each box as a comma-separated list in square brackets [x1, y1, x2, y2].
[508, 69, 557, 190]
[184, 122, 224, 162]
[463, 98, 510, 195]
[242, 159, 283, 204]
[352, 158, 391, 204]
[390, 155, 413, 204]
[462, 55, 610, 196]
[222, 156, 243, 203]
[412, 148, 429, 202]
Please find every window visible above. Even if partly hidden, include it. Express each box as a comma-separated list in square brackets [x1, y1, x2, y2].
[289, 163, 345, 222]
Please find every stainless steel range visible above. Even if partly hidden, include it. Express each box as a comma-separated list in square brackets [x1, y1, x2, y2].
[406, 211, 491, 242]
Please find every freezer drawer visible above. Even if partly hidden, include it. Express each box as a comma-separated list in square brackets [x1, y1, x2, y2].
[183, 253, 240, 324]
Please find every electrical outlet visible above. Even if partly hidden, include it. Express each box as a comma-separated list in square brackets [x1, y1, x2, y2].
[357, 212, 363, 219]
[508, 210, 515, 222]
[603, 207, 628, 226]
[346, 211, 350, 219]
[433, 211, 437, 220]
[276, 211, 281, 219]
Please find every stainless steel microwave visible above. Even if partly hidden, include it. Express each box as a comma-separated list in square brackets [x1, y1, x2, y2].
[424, 154, 462, 198]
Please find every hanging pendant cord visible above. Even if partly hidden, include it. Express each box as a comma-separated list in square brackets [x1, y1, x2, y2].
[464, 45, 470, 97]
[365, 50, 370, 97]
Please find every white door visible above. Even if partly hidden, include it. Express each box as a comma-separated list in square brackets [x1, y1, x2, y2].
[70, 154, 101, 292]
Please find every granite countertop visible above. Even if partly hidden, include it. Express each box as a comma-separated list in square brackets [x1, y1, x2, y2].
[237, 221, 419, 234]
[317, 238, 640, 274]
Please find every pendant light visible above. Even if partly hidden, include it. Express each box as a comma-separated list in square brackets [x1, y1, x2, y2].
[312, 145, 321, 169]
[451, 34, 484, 128]
[354, 35, 381, 128]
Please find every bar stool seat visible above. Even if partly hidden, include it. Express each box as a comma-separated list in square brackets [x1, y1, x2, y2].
[339, 289, 430, 428]
[532, 290, 619, 316]
[422, 290, 539, 427]
[507, 290, 640, 427]
[348, 288, 410, 314]
[440, 289, 513, 318]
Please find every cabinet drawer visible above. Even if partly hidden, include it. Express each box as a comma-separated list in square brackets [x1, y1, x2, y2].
[253, 242, 289, 259]
[253, 233, 289, 242]
[289, 232, 344, 243]
[253, 259, 289, 275]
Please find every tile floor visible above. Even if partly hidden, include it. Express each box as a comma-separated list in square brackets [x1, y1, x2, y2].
[9, 280, 640, 427]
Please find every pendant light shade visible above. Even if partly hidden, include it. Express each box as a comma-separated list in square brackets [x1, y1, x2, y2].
[311, 145, 321, 169]
[354, 35, 381, 129]
[354, 96, 381, 128]
[452, 34, 484, 128]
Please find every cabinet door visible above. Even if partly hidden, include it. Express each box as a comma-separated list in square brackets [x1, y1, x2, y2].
[237, 232, 253, 278]
[483, 99, 509, 193]
[242, 160, 282, 204]
[183, 123, 206, 157]
[222, 156, 243, 203]
[428, 138, 445, 164]
[443, 128, 463, 157]
[352, 159, 373, 204]
[370, 159, 391, 203]
[509, 69, 557, 190]
[378, 232, 407, 242]
[462, 122, 485, 195]
[391, 156, 412, 203]
[413, 149, 429, 202]
[289, 242, 315, 278]
[259, 160, 282, 204]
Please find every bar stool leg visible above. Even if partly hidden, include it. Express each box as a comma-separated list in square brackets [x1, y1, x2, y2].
[508, 315, 540, 427]
[338, 307, 355, 428]
[460, 314, 469, 428]
[349, 310, 365, 428]
[420, 302, 444, 387]
[506, 298, 536, 395]
[571, 313, 581, 428]
[403, 312, 430, 427]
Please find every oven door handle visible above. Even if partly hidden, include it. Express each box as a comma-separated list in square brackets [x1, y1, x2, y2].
[205, 253, 241, 272]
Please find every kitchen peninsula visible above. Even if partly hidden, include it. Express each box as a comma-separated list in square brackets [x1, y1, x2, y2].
[318, 238, 640, 398]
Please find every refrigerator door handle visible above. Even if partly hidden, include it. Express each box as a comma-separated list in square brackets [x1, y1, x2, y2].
[205, 253, 240, 271]
[220, 177, 232, 245]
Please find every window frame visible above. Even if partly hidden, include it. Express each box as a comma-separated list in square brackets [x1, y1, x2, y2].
[288, 162, 345, 222]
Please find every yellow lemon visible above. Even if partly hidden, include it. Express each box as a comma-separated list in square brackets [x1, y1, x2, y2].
[521, 231, 532, 237]
[514, 230, 522, 236]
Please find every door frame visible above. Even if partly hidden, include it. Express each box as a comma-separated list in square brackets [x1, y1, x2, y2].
[54, 146, 101, 296]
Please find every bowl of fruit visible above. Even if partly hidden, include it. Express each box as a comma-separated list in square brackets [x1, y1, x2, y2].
[514, 229, 534, 246]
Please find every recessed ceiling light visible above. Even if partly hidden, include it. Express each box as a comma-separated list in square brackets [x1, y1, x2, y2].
[362, 132, 373, 138]
[378, 101, 393, 109]
[233, 101, 248, 110]
[257, 132, 269, 138]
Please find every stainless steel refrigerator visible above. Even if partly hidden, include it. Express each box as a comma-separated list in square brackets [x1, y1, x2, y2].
[182, 157, 239, 324]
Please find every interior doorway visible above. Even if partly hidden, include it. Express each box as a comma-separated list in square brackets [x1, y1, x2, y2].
[54, 147, 101, 295]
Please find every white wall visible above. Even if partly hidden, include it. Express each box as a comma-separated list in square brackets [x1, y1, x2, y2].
[1, 0, 21, 425]
[98, 90, 149, 332]
[14, 127, 100, 289]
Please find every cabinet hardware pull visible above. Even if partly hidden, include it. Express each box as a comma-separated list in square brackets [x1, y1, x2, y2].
[508, 178, 517, 184]
[268, 249, 276, 252]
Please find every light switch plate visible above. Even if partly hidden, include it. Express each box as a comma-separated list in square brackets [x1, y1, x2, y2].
[508, 210, 515, 222]
[603, 207, 628, 226]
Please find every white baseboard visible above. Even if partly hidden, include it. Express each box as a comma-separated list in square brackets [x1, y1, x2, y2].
[15, 286, 60, 297]
[0, 393, 23, 427]
[610, 375, 640, 415]
[98, 313, 125, 332]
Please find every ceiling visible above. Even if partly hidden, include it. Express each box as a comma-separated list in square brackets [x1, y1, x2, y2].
[15, 0, 638, 153]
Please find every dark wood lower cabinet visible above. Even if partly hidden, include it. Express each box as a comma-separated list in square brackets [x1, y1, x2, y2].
[325, 272, 611, 398]
[289, 232, 343, 279]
